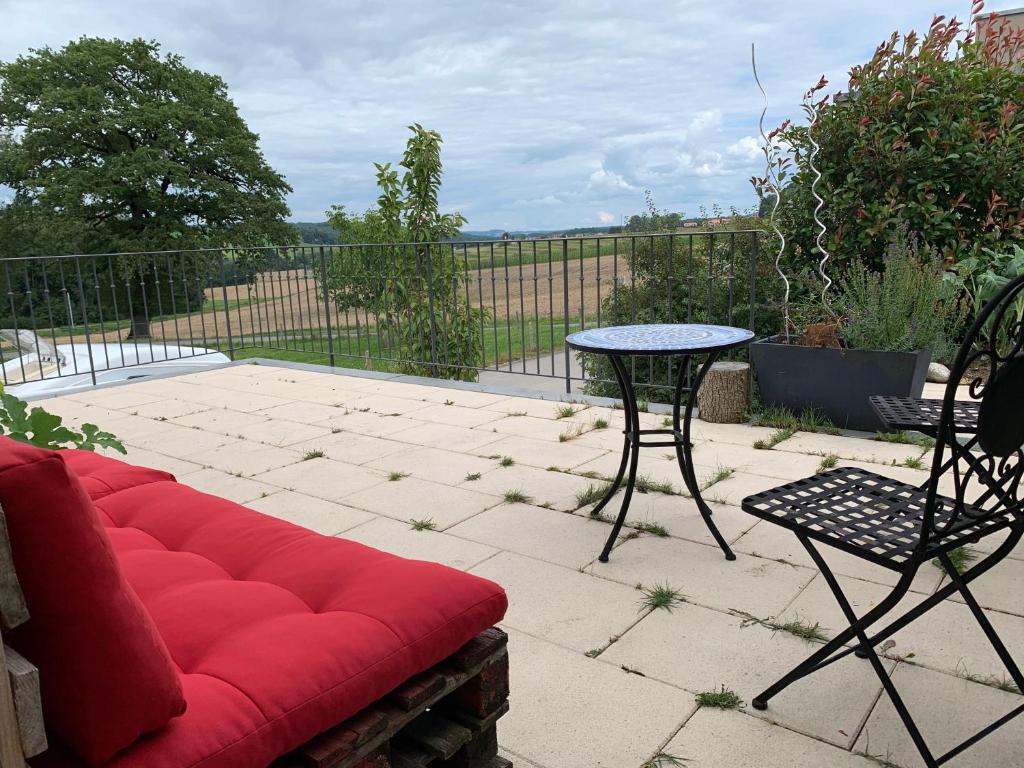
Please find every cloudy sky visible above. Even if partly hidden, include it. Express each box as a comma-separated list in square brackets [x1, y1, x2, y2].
[2, 0, 983, 230]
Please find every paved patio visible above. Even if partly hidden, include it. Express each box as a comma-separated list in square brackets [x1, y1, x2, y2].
[33, 362, 1024, 768]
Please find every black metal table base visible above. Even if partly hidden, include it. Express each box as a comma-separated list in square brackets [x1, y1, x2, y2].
[590, 352, 736, 562]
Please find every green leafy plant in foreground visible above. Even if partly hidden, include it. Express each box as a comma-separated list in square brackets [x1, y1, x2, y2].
[0, 385, 125, 453]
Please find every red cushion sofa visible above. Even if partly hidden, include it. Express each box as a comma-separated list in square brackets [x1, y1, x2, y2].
[0, 440, 508, 768]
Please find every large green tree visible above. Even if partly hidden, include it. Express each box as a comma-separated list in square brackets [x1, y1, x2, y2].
[0, 37, 294, 334]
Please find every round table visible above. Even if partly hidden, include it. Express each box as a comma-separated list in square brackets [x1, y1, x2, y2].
[566, 323, 755, 562]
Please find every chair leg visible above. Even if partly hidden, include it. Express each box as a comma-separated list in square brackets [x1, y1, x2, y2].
[842, 526, 1024, 668]
[751, 536, 916, 710]
[805, 539, 938, 767]
[939, 549, 1024, 694]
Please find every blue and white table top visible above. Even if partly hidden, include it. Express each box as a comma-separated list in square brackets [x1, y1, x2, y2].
[566, 323, 754, 355]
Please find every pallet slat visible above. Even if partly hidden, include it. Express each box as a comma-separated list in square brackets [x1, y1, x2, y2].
[287, 628, 511, 768]
[400, 713, 472, 760]
[5, 645, 46, 758]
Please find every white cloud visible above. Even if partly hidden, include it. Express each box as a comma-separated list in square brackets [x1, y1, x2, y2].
[597, 210, 615, 224]
[727, 136, 763, 161]
[588, 166, 638, 192]
[0, 0, 949, 229]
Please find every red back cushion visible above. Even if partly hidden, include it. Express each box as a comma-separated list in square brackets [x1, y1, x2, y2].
[0, 438, 185, 765]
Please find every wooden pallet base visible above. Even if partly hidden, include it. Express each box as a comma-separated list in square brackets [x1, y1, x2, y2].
[276, 628, 511, 768]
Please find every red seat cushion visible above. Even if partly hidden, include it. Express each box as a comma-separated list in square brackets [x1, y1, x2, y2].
[60, 449, 175, 501]
[0, 438, 186, 765]
[38, 476, 508, 768]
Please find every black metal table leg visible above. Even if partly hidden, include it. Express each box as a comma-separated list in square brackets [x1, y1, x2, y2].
[589, 353, 635, 528]
[673, 351, 736, 560]
[598, 354, 641, 562]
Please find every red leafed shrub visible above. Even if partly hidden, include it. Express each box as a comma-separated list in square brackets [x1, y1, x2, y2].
[772, 5, 1024, 278]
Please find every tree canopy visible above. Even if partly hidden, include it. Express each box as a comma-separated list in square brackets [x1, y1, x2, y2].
[0, 36, 295, 257]
[766, 14, 1024, 275]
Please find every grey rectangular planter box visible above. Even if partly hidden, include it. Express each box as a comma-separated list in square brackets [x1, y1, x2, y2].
[749, 337, 931, 432]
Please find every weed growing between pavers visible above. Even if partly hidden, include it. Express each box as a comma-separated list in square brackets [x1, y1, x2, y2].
[700, 465, 734, 490]
[932, 545, 975, 575]
[753, 427, 795, 450]
[694, 686, 743, 709]
[818, 453, 839, 471]
[632, 520, 670, 537]
[875, 430, 935, 449]
[409, 518, 436, 531]
[503, 489, 532, 504]
[576, 482, 614, 509]
[638, 583, 684, 612]
[559, 423, 587, 442]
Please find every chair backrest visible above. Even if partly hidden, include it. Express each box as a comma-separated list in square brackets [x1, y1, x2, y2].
[922, 272, 1024, 547]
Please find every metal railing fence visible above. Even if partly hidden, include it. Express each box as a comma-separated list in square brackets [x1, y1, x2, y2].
[0, 231, 769, 397]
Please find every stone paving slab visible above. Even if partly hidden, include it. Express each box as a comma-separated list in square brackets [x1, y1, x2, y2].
[450, 502, 614, 569]
[666, 709, 879, 767]
[501, 628, 695, 768]
[479, 433, 609, 470]
[364, 445, 497, 486]
[343, 475, 503, 530]
[343, 516, 499, 570]
[254, 456, 387, 499]
[854, 663, 1024, 767]
[462, 464, 596, 511]
[33, 363, 1024, 768]
[177, 467, 280, 504]
[600, 600, 893, 748]
[590, 534, 817, 618]
[244, 490, 375, 535]
[471, 551, 644, 653]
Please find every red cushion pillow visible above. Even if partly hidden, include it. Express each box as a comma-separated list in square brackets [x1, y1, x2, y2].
[0, 437, 185, 765]
[60, 449, 175, 501]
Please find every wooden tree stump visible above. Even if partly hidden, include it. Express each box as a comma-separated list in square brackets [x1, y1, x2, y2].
[696, 362, 751, 424]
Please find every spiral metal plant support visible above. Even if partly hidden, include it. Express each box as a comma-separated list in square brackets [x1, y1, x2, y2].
[751, 44, 791, 336]
[802, 89, 836, 321]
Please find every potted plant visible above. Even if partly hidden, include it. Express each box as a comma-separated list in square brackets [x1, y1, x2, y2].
[748, 10, 1018, 431]
[750, 228, 958, 431]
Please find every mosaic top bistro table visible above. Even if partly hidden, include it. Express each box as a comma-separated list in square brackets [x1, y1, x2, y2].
[566, 323, 755, 562]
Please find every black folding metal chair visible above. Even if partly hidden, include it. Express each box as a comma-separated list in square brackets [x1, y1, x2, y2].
[741, 273, 1024, 767]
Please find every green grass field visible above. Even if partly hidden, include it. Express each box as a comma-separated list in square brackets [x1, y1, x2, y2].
[311, 236, 640, 271]
[218, 316, 591, 374]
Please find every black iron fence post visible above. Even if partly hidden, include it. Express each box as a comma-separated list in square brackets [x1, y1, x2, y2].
[318, 246, 336, 367]
[423, 243, 440, 378]
[562, 239, 571, 394]
[219, 251, 236, 361]
[73, 256, 98, 386]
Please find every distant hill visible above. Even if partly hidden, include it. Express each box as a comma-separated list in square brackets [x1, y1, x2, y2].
[292, 222, 651, 245]
[454, 226, 615, 241]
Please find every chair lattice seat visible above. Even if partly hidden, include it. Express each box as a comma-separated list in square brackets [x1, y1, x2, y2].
[869, 395, 979, 434]
[742, 467, 1005, 569]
